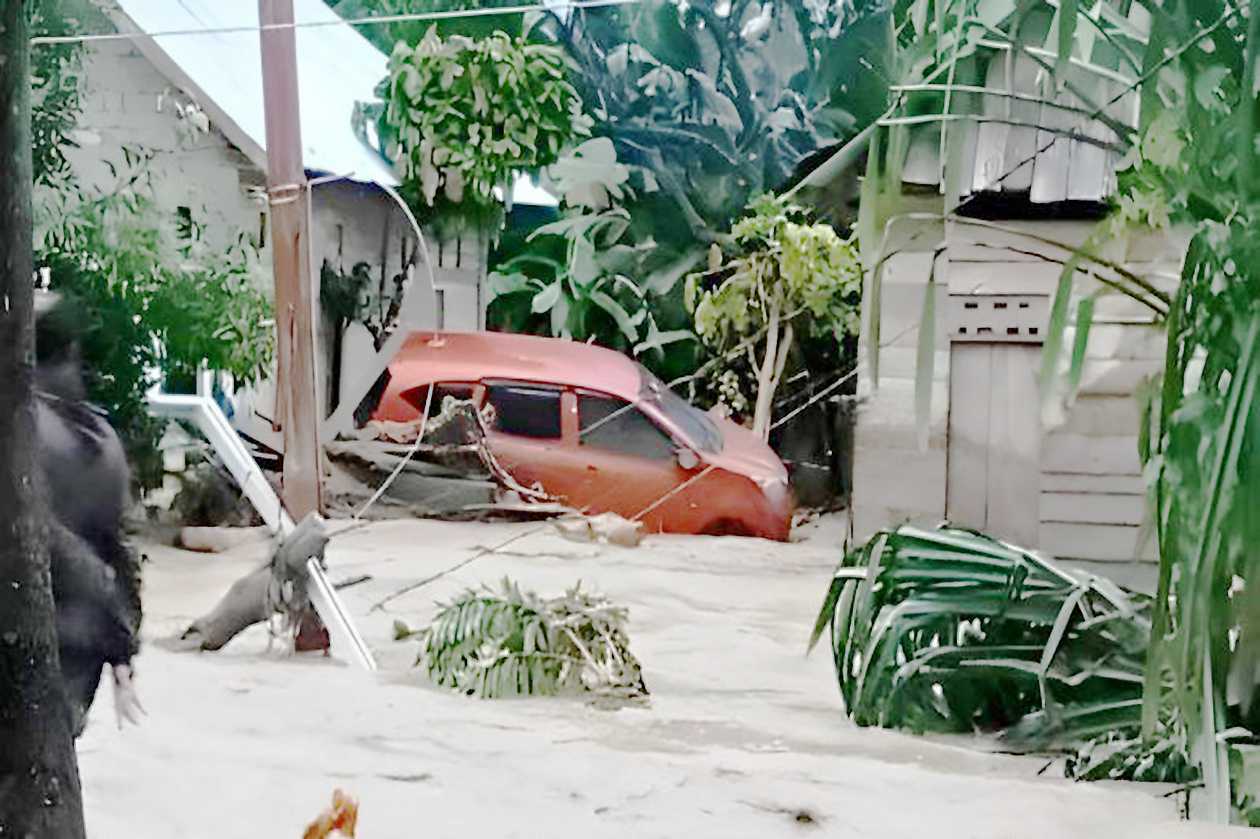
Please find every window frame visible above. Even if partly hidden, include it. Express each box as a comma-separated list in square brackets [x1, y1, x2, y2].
[482, 379, 567, 442]
[574, 387, 680, 463]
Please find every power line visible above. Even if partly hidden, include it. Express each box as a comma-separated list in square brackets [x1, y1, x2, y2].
[29, 0, 639, 47]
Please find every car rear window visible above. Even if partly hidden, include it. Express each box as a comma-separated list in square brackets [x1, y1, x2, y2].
[578, 392, 675, 462]
[485, 383, 562, 439]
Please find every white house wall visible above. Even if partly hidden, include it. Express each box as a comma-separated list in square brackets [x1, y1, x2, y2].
[65, 39, 269, 256]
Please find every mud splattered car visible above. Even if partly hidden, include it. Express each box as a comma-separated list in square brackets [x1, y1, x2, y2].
[371, 331, 792, 540]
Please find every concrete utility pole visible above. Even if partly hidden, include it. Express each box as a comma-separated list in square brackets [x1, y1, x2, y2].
[258, 0, 322, 518]
[0, 2, 87, 834]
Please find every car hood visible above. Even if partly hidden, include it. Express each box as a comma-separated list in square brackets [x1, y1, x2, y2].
[704, 416, 789, 483]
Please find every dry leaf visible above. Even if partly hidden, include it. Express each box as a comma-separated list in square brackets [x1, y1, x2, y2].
[302, 789, 358, 839]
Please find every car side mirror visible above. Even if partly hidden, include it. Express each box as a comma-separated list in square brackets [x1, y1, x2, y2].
[676, 447, 700, 471]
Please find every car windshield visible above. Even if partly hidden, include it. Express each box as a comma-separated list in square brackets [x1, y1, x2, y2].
[636, 365, 723, 454]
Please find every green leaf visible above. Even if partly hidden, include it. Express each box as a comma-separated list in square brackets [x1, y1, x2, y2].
[1193, 66, 1231, 112]
[589, 290, 641, 342]
[1057, 0, 1078, 78]
[1039, 252, 1081, 412]
[858, 129, 884, 388]
[633, 328, 696, 357]
[1065, 294, 1095, 398]
[531, 280, 563, 314]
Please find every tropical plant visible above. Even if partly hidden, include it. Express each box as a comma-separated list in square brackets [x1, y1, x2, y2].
[811, 525, 1143, 735]
[810, 524, 1191, 781]
[360, 27, 592, 234]
[28, 0, 109, 188]
[397, 578, 648, 701]
[38, 176, 274, 484]
[685, 196, 861, 437]
[485, 137, 701, 368]
[531, 0, 891, 251]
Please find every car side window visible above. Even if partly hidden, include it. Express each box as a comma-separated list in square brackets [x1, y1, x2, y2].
[402, 383, 475, 418]
[485, 383, 562, 439]
[578, 392, 675, 462]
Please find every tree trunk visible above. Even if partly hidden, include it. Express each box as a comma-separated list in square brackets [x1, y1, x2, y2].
[0, 3, 87, 835]
[179, 513, 330, 651]
[751, 303, 793, 442]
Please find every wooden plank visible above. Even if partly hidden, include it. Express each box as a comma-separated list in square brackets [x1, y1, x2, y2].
[946, 260, 1069, 296]
[1041, 471, 1147, 494]
[1030, 89, 1073, 203]
[1080, 324, 1167, 361]
[1058, 395, 1142, 436]
[1066, 73, 1113, 202]
[972, 59, 1012, 193]
[944, 219, 1097, 262]
[951, 110, 981, 206]
[903, 125, 941, 186]
[1043, 432, 1141, 474]
[1077, 358, 1162, 396]
[1040, 521, 1156, 561]
[1041, 491, 1146, 525]
[1002, 54, 1041, 193]
[1093, 293, 1163, 322]
[946, 344, 992, 531]
[984, 344, 1042, 547]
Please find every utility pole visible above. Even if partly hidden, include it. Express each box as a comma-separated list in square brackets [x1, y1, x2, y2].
[258, 0, 322, 518]
[0, 2, 86, 835]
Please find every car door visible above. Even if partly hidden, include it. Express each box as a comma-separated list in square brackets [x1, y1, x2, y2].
[481, 381, 578, 497]
[572, 389, 703, 531]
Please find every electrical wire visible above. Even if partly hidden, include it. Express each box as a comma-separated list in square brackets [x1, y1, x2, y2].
[29, 0, 640, 46]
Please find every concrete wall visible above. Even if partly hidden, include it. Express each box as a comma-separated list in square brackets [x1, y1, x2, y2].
[64, 38, 267, 255]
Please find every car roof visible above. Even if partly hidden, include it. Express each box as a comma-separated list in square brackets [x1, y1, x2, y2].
[390, 331, 645, 402]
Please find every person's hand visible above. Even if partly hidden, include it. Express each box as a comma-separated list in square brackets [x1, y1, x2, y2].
[111, 664, 146, 729]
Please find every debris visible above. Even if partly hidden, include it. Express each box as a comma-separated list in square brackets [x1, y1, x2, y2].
[178, 513, 330, 651]
[326, 398, 557, 517]
[177, 525, 271, 553]
[555, 512, 645, 548]
[302, 789, 358, 839]
[409, 578, 649, 703]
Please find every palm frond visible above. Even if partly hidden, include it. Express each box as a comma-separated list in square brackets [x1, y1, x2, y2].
[813, 525, 1152, 737]
[408, 578, 648, 701]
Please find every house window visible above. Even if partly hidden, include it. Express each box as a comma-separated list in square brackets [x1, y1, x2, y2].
[176, 205, 194, 240]
[485, 383, 562, 439]
[578, 392, 674, 461]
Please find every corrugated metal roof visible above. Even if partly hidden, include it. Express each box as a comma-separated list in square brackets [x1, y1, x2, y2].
[109, 0, 555, 205]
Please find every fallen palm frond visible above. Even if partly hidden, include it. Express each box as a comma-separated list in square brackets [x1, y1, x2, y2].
[810, 525, 1165, 752]
[398, 578, 648, 702]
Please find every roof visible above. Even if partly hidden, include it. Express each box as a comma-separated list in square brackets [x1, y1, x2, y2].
[107, 0, 556, 206]
[390, 331, 644, 402]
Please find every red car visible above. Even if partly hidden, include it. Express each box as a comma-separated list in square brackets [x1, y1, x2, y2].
[372, 331, 792, 540]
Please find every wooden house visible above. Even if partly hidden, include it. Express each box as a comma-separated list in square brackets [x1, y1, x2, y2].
[796, 6, 1184, 580]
